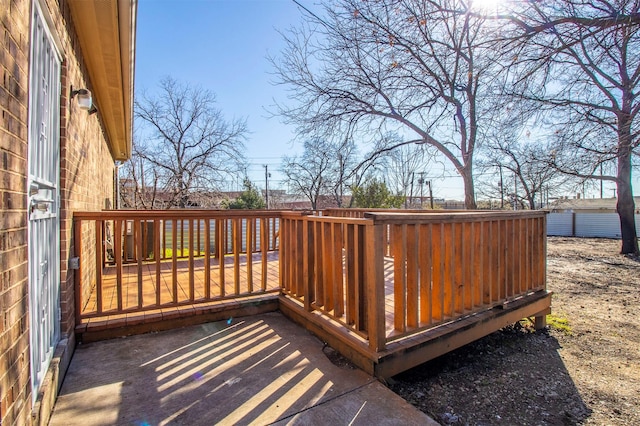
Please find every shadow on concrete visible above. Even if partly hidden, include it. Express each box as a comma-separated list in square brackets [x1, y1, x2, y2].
[50, 312, 435, 425]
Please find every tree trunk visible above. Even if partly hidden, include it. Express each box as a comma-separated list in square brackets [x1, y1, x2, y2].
[616, 149, 639, 255]
[461, 168, 477, 210]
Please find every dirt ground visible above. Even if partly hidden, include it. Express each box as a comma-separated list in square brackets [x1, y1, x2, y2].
[389, 237, 640, 426]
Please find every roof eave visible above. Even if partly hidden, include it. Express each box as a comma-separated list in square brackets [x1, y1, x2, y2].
[68, 0, 137, 161]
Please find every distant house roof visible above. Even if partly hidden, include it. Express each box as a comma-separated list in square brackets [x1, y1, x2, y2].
[547, 197, 640, 212]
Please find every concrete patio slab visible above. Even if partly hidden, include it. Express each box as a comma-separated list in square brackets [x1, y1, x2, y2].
[49, 312, 437, 425]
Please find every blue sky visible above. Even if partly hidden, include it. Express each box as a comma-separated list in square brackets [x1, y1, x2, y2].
[134, 0, 634, 201]
[133, 0, 508, 201]
[135, 0, 308, 193]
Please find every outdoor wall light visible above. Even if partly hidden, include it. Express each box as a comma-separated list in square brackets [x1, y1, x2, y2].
[70, 87, 93, 111]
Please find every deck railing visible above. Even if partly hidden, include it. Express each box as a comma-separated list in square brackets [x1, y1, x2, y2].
[74, 208, 547, 355]
[279, 210, 547, 351]
[73, 210, 289, 323]
[280, 212, 371, 337]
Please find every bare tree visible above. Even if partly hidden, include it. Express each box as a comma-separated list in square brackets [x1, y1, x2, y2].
[281, 139, 333, 209]
[281, 135, 389, 209]
[119, 143, 161, 209]
[134, 77, 247, 208]
[506, 0, 640, 254]
[478, 137, 568, 210]
[379, 134, 435, 208]
[272, 0, 512, 209]
[329, 138, 359, 207]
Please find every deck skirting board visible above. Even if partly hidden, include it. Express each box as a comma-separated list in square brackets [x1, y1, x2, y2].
[76, 290, 551, 380]
[76, 295, 279, 343]
[280, 291, 552, 380]
[374, 290, 552, 378]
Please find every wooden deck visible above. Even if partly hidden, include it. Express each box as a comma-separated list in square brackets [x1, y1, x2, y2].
[73, 209, 551, 377]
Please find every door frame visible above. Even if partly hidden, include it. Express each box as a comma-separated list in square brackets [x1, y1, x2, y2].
[27, 0, 63, 400]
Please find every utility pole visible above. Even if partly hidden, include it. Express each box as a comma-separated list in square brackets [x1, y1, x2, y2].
[264, 165, 270, 209]
[513, 172, 518, 210]
[546, 185, 549, 207]
[409, 172, 415, 208]
[428, 180, 434, 209]
[418, 172, 425, 208]
[600, 163, 604, 198]
[499, 165, 504, 209]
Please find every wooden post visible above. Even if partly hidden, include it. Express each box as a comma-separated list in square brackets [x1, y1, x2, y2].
[204, 219, 211, 299]
[95, 220, 103, 314]
[366, 220, 386, 352]
[535, 314, 547, 330]
[136, 219, 143, 308]
[279, 218, 286, 291]
[114, 220, 123, 311]
[303, 218, 312, 311]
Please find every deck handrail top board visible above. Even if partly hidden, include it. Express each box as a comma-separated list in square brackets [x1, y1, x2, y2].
[364, 210, 546, 223]
[73, 209, 303, 220]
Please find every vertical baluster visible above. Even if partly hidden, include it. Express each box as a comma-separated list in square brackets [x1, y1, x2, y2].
[233, 218, 241, 295]
[323, 221, 334, 313]
[154, 219, 161, 306]
[315, 221, 324, 308]
[172, 219, 178, 304]
[392, 224, 406, 332]
[418, 223, 432, 326]
[261, 217, 268, 291]
[205, 219, 211, 300]
[332, 221, 343, 318]
[218, 219, 226, 297]
[135, 219, 143, 309]
[246, 217, 253, 293]
[345, 223, 356, 324]
[406, 224, 418, 329]
[189, 218, 194, 301]
[472, 221, 482, 310]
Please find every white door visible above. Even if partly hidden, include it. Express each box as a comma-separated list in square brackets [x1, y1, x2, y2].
[27, 0, 61, 398]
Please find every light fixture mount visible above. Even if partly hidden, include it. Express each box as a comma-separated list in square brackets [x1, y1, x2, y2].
[70, 86, 93, 111]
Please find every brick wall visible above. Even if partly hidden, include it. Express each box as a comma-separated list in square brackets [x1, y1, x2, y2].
[1, 0, 117, 424]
